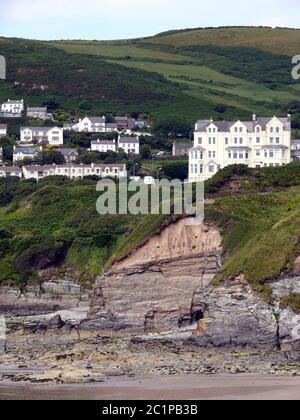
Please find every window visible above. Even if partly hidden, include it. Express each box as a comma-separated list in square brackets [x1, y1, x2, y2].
[276, 138, 280, 144]
[282, 150, 286, 158]
[200, 151, 204, 160]
[256, 126, 261, 133]
[256, 137, 260, 144]
[200, 165, 203, 174]
[234, 138, 238, 145]
[228, 152, 232, 159]
[239, 127, 243, 133]
[190, 165, 194, 174]
[276, 127, 280, 133]
[209, 165, 215, 173]
[198, 137, 203, 145]
[225, 138, 229, 145]
[239, 138, 243, 144]
[256, 150, 260, 157]
[270, 127, 274, 133]
[270, 138, 274, 144]
[234, 127, 238, 133]
[233, 152, 238, 159]
[194, 165, 198, 173]
[239, 152, 243, 159]
[269, 151, 274, 158]
[245, 152, 249, 159]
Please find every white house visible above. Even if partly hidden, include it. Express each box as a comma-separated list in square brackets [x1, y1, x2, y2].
[20, 126, 64, 146]
[91, 139, 117, 153]
[56, 148, 79, 163]
[118, 136, 140, 155]
[1, 99, 24, 115]
[0, 124, 7, 137]
[13, 146, 42, 163]
[189, 115, 292, 183]
[22, 163, 127, 181]
[64, 116, 106, 133]
[0, 166, 22, 178]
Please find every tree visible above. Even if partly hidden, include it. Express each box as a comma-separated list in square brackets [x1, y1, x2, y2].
[140, 144, 152, 159]
[214, 104, 227, 114]
[37, 151, 65, 165]
[153, 118, 191, 138]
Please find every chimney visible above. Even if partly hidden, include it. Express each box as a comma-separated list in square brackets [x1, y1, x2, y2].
[210, 118, 213, 123]
[252, 114, 257, 122]
[287, 114, 292, 122]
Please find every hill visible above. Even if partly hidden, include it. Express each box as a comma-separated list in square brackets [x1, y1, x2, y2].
[1, 27, 300, 126]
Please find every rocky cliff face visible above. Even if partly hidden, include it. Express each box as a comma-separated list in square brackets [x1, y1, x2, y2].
[87, 218, 300, 350]
[0, 269, 91, 332]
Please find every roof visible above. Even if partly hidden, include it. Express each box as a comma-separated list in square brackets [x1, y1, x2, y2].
[195, 117, 291, 133]
[173, 142, 193, 151]
[0, 166, 22, 173]
[91, 139, 116, 145]
[23, 164, 126, 171]
[27, 107, 47, 112]
[105, 123, 118, 128]
[119, 136, 139, 144]
[21, 126, 61, 132]
[56, 148, 78, 156]
[14, 147, 40, 154]
[0, 124, 7, 129]
[87, 117, 106, 124]
[3, 99, 23, 105]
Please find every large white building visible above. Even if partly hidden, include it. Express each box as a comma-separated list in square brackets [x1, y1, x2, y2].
[1, 99, 24, 115]
[20, 126, 64, 146]
[64, 116, 106, 133]
[21, 163, 127, 181]
[189, 115, 292, 182]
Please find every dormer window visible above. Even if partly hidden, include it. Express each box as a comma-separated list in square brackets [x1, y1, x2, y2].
[255, 126, 261, 133]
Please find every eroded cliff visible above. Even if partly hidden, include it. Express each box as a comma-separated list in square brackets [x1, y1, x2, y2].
[87, 217, 300, 350]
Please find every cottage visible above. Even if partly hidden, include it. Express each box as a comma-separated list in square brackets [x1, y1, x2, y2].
[13, 146, 42, 163]
[20, 126, 64, 145]
[114, 116, 136, 131]
[27, 107, 48, 120]
[22, 163, 127, 181]
[91, 139, 117, 153]
[0, 166, 22, 178]
[118, 135, 140, 155]
[189, 114, 292, 182]
[172, 141, 193, 157]
[0, 124, 7, 137]
[56, 148, 79, 163]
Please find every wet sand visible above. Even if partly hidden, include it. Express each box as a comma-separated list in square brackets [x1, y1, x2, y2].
[0, 375, 299, 400]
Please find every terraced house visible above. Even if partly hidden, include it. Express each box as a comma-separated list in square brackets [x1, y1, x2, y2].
[21, 163, 127, 181]
[189, 115, 292, 182]
[20, 126, 64, 145]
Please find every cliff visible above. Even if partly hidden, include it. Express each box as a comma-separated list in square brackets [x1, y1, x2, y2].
[86, 218, 300, 350]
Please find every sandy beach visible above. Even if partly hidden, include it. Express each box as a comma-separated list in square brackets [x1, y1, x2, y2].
[1, 375, 300, 400]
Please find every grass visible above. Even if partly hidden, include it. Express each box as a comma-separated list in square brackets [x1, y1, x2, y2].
[143, 27, 300, 56]
[280, 294, 300, 314]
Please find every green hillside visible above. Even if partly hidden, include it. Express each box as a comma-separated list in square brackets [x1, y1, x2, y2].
[1, 27, 300, 126]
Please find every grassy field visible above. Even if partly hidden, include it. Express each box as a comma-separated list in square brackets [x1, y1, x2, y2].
[48, 27, 300, 124]
[142, 27, 300, 56]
